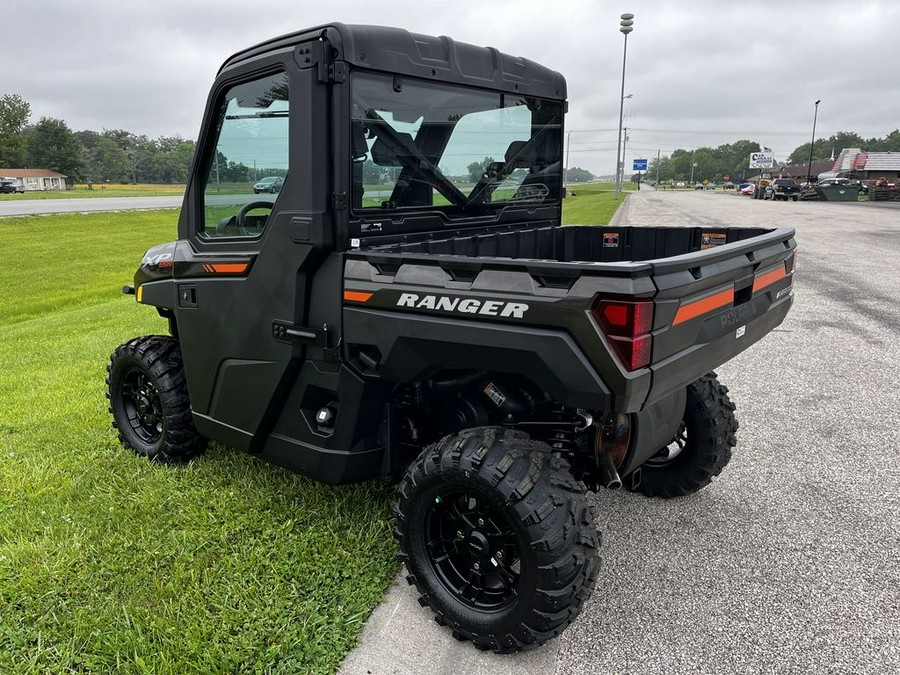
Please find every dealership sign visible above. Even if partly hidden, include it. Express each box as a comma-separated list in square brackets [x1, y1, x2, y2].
[749, 151, 774, 168]
[632, 158, 648, 171]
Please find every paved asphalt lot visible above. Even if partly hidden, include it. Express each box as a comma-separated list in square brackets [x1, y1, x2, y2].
[340, 191, 900, 674]
[0, 195, 184, 216]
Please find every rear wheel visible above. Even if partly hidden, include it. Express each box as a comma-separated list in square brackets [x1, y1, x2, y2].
[107, 336, 206, 463]
[629, 373, 737, 498]
[395, 427, 600, 653]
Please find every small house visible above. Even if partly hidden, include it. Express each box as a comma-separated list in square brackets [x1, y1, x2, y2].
[0, 169, 68, 191]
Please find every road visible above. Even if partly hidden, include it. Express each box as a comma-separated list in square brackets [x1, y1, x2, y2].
[0, 195, 184, 216]
[0, 192, 278, 217]
[339, 190, 900, 675]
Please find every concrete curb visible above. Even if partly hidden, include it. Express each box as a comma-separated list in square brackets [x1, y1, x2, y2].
[607, 192, 632, 227]
[337, 576, 559, 675]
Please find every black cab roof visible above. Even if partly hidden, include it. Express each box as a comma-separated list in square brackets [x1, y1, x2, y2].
[220, 23, 566, 101]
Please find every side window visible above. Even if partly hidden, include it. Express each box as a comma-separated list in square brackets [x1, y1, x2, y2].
[201, 71, 289, 238]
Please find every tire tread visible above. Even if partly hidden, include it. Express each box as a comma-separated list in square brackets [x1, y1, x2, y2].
[394, 426, 600, 653]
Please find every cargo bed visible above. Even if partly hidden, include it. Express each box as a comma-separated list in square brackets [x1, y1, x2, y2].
[345, 223, 797, 411]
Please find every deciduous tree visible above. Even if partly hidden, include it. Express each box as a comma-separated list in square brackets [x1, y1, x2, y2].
[0, 93, 31, 167]
[25, 117, 84, 181]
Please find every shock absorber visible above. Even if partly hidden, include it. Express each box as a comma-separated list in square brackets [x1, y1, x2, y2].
[546, 406, 578, 456]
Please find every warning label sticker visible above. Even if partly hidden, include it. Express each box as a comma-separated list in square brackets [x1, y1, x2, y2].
[603, 232, 620, 248]
[701, 232, 727, 249]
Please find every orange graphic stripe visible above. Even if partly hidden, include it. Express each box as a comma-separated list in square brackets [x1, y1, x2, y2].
[752, 265, 787, 293]
[344, 290, 373, 303]
[673, 288, 735, 325]
[210, 263, 248, 274]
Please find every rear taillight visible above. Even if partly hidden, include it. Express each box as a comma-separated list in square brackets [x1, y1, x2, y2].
[592, 299, 654, 371]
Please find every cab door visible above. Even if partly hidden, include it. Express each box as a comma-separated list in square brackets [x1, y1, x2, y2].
[173, 55, 332, 452]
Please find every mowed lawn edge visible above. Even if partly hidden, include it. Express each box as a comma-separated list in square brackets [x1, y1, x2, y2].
[0, 188, 622, 672]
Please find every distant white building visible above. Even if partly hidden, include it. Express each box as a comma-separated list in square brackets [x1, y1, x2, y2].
[0, 168, 68, 191]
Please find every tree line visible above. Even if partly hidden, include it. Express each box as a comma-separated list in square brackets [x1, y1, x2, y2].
[0, 93, 196, 184]
[5, 91, 899, 187]
[646, 130, 900, 184]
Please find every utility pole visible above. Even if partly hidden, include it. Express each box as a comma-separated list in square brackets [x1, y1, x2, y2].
[614, 13, 634, 200]
[564, 129, 572, 191]
[622, 127, 629, 190]
[806, 100, 821, 186]
[655, 149, 660, 187]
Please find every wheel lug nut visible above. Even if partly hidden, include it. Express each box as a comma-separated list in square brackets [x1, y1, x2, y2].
[473, 562, 480, 570]
[456, 530, 464, 539]
[477, 518, 484, 527]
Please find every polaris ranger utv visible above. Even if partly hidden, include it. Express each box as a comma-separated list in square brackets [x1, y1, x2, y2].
[106, 23, 796, 653]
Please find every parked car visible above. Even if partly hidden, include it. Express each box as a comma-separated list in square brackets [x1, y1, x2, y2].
[705, 182, 716, 190]
[0, 179, 24, 194]
[724, 181, 735, 190]
[739, 182, 754, 195]
[253, 176, 284, 193]
[764, 178, 801, 201]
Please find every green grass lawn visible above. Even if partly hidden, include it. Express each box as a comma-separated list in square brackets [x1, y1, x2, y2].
[0, 210, 396, 674]
[562, 181, 633, 225]
[359, 180, 632, 218]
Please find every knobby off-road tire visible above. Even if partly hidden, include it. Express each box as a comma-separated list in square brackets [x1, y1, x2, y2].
[629, 372, 737, 498]
[394, 427, 600, 653]
[106, 336, 206, 463]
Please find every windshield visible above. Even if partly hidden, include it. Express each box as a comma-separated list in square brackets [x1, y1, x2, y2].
[350, 72, 563, 216]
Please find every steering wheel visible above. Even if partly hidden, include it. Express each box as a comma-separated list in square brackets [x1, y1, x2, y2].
[236, 200, 274, 228]
[215, 200, 275, 236]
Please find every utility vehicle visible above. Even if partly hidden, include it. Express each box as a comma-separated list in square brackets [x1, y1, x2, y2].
[107, 23, 796, 653]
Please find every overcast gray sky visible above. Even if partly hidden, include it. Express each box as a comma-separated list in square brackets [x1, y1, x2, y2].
[2, 0, 897, 175]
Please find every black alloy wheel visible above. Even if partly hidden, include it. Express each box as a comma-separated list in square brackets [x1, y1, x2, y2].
[424, 486, 522, 611]
[120, 367, 164, 445]
[395, 426, 600, 653]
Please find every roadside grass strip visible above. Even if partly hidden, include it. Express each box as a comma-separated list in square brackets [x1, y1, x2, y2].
[562, 181, 633, 225]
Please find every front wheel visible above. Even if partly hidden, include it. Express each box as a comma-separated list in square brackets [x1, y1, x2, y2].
[394, 427, 600, 653]
[107, 336, 207, 463]
[629, 372, 737, 498]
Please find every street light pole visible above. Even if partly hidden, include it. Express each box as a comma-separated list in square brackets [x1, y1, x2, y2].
[806, 99, 821, 186]
[614, 13, 634, 200]
[564, 129, 572, 191]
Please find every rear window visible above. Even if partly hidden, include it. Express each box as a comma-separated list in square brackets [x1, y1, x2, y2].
[349, 72, 563, 218]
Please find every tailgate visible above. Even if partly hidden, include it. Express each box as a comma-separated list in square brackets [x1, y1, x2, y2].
[645, 227, 796, 406]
